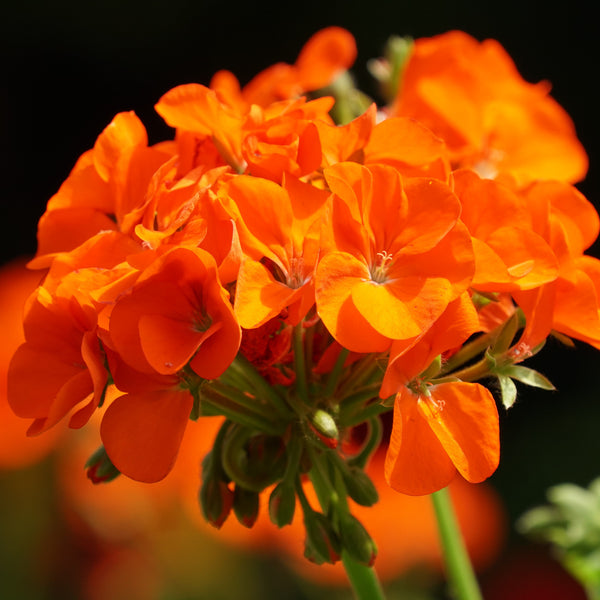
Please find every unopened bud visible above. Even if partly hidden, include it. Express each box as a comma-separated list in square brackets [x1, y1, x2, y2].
[233, 485, 260, 528]
[268, 481, 296, 527]
[309, 409, 339, 449]
[85, 446, 120, 484]
[339, 513, 377, 566]
[342, 466, 379, 507]
[303, 511, 341, 565]
[199, 478, 234, 529]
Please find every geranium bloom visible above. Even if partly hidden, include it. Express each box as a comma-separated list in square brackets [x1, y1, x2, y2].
[512, 180, 600, 350]
[391, 31, 588, 184]
[7, 286, 107, 436]
[211, 26, 357, 109]
[315, 162, 474, 352]
[0, 258, 65, 467]
[107, 246, 241, 378]
[452, 168, 558, 292]
[316, 106, 451, 181]
[219, 173, 330, 328]
[382, 295, 500, 495]
[31, 112, 175, 267]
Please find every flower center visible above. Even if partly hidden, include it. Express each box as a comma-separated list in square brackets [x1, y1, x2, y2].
[370, 251, 393, 284]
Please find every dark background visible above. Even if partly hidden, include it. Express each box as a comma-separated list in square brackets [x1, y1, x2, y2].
[2, 1, 599, 596]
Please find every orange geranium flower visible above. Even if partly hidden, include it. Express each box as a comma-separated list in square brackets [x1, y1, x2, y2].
[452, 169, 558, 292]
[315, 105, 451, 181]
[512, 180, 600, 350]
[108, 246, 241, 378]
[0, 258, 66, 468]
[31, 112, 174, 268]
[211, 26, 357, 109]
[382, 295, 500, 495]
[315, 162, 474, 352]
[219, 174, 330, 328]
[7, 285, 108, 436]
[391, 31, 588, 184]
[241, 96, 334, 182]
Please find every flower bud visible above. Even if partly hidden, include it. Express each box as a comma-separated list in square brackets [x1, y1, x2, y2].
[199, 451, 234, 529]
[309, 409, 339, 449]
[303, 511, 341, 565]
[199, 477, 234, 529]
[85, 445, 120, 484]
[342, 466, 379, 507]
[233, 485, 260, 528]
[339, 513, 377, 566]
[268, 481, 296, 527]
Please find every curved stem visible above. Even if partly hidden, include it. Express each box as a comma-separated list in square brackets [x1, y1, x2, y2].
[431, 487, 483, 600]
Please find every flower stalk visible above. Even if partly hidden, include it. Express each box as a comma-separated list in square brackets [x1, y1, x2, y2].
[431, 487, 483, 600]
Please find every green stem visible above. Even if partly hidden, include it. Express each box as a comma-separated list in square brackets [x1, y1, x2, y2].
[348, 417, 383, 469]
[431, 487, 483, 600]
[226, 355, 292, 418]
[443, 356, 492, 383]
[293, 324, 309, 404]
[324, 347, 351, 398]
[341, 552, 386, 600]
[439, 330, 496, 375]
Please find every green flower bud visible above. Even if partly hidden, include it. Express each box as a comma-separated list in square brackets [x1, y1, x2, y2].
[342, 466, 379, 507]
[339, 513, 378, 566]
[309, 409, 339, 449]
[233, 485, 260, 528]
[268, 481, 296, 527]
[199, 477, 234, 529]
[303, 511, 341, 565]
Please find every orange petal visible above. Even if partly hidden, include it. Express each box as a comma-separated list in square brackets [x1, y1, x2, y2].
[101, 389, 193, 482]
[418, 382, 500, 484]
[385, 389, 457, 495]
[315, 252, 390, 352]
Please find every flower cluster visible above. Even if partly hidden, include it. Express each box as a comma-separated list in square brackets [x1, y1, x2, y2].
[7, 27, 598, 567]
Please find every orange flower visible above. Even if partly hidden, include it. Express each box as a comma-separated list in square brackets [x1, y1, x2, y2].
[512, 180, 600, 350]
[241, 97, 334, 182]
[391, 31, 588, 184]
[452, 168, 558, 292]
[315, 105, 451, 181]
[7, 285, 107, 436]
[0, 258, 65, 468]
[382, 295, 500, 495]
[108, 246, 240, 378]
[220, 174, 329, 328]
[31, 112, 174, 268]
[211, 26, 357, 109]
[315, 162, 474, 352]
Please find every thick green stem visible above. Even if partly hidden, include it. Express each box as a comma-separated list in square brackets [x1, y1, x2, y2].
[341, 552, 386, 600]
[431, 487, 483, 600]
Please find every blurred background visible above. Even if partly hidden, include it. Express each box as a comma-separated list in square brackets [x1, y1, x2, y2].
[1, 1, 599, 598]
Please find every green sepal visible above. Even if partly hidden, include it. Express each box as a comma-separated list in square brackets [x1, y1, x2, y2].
[501, 365, 556, 391]
[497, 374, 517, 409]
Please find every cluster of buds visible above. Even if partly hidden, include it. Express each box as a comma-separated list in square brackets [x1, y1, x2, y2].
[7, 27, 598, 567]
